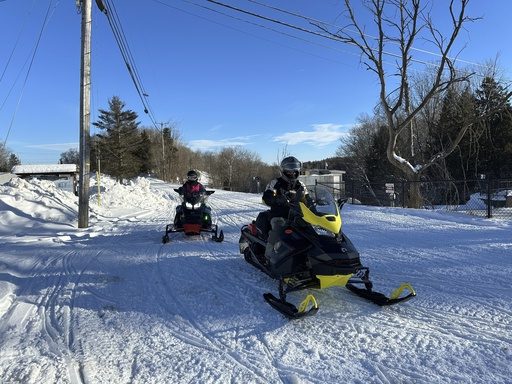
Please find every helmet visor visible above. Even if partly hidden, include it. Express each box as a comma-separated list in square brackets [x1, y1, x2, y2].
[187, 174, 198, 182]
[283, 169, 299, 179]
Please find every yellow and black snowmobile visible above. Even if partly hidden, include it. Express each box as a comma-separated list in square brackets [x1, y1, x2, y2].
[239, 184, 415, 319]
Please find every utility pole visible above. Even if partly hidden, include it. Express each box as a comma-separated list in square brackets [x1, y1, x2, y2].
[160, 122, 166, 181]
[78, 0, 92, 228]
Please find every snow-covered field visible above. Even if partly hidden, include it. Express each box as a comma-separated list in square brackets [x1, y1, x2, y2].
[0, 176, 511, 384]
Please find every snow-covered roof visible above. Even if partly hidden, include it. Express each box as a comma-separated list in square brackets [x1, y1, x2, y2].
[11, 164, 77, 175]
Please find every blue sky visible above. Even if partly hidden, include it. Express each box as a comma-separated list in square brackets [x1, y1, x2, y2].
[1, 0, 511, 166]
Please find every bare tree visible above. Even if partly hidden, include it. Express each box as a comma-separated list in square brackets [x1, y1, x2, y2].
[316, 0, 485, 207]
[59, 148, 80, 165]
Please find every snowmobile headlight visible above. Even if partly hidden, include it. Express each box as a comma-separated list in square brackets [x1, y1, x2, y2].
[185, 202, 194, 209]
[312, 225, 336, 237]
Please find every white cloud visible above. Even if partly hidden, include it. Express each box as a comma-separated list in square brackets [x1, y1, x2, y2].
[273, 123, 351, 147]
[25, 142, 78, 151]
[188, 135, 258, 150]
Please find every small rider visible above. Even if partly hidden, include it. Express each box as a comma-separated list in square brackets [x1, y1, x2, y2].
[177, 170, 206, 199]
[255, 156, 311, 240]
[174, 170, 207, 227]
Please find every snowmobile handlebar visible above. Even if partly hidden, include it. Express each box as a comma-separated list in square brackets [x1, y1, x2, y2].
[337, 197, 348, 210]
[173, 188, 215, 196]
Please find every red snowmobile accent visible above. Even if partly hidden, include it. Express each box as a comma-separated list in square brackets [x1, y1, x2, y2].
[183, 223, 202, 235]
[248, 222, 258, 236]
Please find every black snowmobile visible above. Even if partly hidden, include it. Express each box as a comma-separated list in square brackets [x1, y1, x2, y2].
[162, 189, 224, 243]
[239, 184, 415, 319]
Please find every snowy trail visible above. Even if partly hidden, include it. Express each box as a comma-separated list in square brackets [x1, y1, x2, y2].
[0, 177, 511, 383]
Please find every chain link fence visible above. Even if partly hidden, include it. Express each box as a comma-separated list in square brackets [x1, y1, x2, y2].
[311, 178, 512, 219]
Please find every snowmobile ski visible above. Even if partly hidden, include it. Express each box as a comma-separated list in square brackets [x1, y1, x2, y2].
[346, 282, 416, 306]
[162, 223, 224, 244]
[263, 293, 318, 319]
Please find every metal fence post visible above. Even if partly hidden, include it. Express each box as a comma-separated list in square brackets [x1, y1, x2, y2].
[402, 180, 406, 208]
[487, 179, 492, 218]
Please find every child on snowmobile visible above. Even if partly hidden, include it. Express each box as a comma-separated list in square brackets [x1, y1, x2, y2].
[254, 156, 311, 240]
[177, 170, 206, 198]
[174, 170, 207, 228]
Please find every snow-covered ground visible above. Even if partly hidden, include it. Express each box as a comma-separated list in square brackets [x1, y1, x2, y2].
[0, 176, 511, 384]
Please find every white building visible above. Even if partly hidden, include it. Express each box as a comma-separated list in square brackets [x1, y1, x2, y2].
[11, 164, 78, 195]
[299, 169, 346, 198]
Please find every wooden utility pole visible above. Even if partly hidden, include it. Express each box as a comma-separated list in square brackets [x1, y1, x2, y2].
[78, 0, 92, 228]
[160, 122, 166, 181]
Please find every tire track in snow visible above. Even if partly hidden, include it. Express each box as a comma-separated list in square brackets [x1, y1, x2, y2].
[154, 240, 275, 383]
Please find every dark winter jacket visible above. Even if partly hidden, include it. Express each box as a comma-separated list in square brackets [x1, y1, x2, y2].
[178, 181, 206, 200]
[262, 177, 310, 218]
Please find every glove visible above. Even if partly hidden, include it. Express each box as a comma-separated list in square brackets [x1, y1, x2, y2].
[285, 190, 297, 200]
[274, 194, 288, 206]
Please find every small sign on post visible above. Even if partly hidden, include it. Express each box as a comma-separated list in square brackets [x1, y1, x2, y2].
[385, 183, 396, 207]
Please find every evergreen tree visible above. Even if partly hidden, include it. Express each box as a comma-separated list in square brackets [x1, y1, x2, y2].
[365, 125, 397, 183]
[429, 86, 477, 180]
[474, 77, 512, 178]
[136, 130, 152, 175]
[93, 96, 141, 181]
[7, 153, 21, 170]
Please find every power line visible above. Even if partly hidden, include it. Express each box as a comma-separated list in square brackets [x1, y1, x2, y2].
[239, 0, 485, 68]
[3, 0, 58, 146]
[199, 0, 484, 71]
[99, 0, 159, 129]
[155, 0, 360, 66]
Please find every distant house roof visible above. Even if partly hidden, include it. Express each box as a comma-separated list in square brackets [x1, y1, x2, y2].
[11, 164, 78, 175]
[304, 169, 346, 176]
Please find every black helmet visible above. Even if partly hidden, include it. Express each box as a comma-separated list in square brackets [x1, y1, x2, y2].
[280, 156, 301, 182]
[186, 170, 198, 182]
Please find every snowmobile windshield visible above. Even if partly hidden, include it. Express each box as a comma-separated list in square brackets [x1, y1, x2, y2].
[298, 185, 342, 235]
[309, 186, 338, 215]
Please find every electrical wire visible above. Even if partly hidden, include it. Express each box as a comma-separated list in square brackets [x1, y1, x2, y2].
[0, 0, 38, 85]
[200, 0, 482, 70]
[3, 0, 58, 146]
[100, 0, 159, 129]
[152, 0, 360, 66]
[240, 0, 485, 68]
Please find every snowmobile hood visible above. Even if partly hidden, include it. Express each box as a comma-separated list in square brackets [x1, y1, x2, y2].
[297, 186, 342, 235]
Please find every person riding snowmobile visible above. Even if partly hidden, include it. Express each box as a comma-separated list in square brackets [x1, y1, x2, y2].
[255, 156, 311, 240]
[177, 170, 206, 198]
[174, 170, 207, 227]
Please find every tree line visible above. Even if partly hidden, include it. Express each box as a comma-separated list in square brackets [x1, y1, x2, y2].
[66, 96, 279, 192]
[333, 74, 511, 183]
[66, 66, 511, 203]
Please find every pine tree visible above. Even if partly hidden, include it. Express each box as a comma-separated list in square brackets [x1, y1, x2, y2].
[475, 77, 512, 178]
[136, 130, 152, 175]
[93, 96, 141, 181]
[430, 86, 477, 180]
